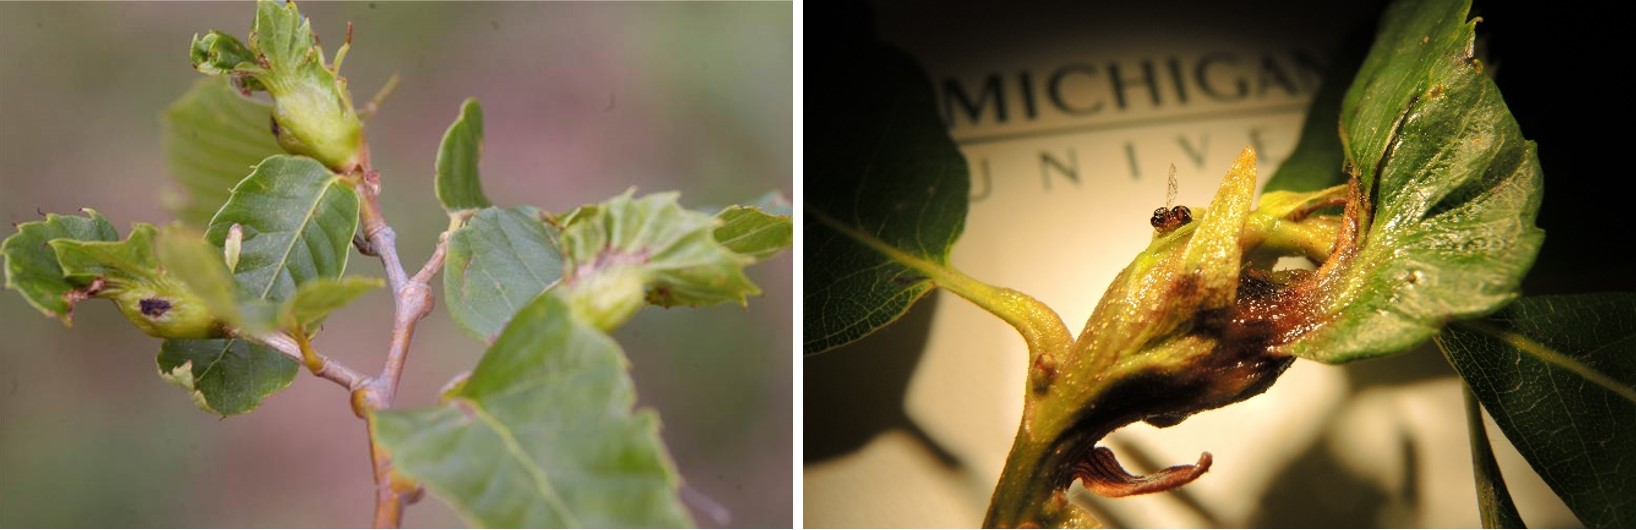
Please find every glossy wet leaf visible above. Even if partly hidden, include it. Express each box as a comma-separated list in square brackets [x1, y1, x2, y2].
[205, 155, 359, 304]
[443, 206, 563, 342]
[372, 292, 691, 528]
[435, 98, 492, 215]
[1281, 0, 1543, 362]
[1, 209, 118, 322]
[1439, 294, 1636, 528]
[156, 338, 298, 416]
[804, 36, 968, 354]
[557, 190, 761, 330]
[162, 77, 284, 227]
[714, 201, 792, 261]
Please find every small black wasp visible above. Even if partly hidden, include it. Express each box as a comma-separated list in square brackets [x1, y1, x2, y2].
[1150, 164, 1192, 233]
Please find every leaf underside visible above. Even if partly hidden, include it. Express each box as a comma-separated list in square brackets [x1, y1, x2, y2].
[162, 77, 285, 227]
[803, 37, 969, 355]
[281, 276, 383, 331]
[156, 338, 298, 416]
[714, 203, 792, 261]
[1440, 294, 1636, 528]
[435, 98, 492, 214]
[372, 292, 692, 528]
[443, 206, 564, 342]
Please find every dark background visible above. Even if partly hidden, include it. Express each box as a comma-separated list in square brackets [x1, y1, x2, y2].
[806, 0, 1628, 526]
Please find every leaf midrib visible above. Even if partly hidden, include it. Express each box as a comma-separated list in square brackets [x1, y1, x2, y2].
[463, 398, 581, 527]
[258, 175, 343, 300]
[1453, 319, 1636, 404]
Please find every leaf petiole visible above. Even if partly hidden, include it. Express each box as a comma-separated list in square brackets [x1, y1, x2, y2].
[1458, 384, 1525, 528]
[809, 207, 1072, 363]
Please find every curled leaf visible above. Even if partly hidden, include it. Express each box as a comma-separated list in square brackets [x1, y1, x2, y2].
[1278, 0, 1544, 363]
[557, 190, 760, 330]
[51, 224, 224, 339]
[714, 198, 792, 262]
[2, 209, 118, 322]
[189, 30, 257, 77]
[191, 0, 363, 171]
[1075, 447, 1212, 498]
[434, 98, 492, 215]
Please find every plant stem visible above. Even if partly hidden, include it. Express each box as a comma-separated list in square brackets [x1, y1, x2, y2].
[808, 208, 1072, 361]
[1459, 384, 1525, 528]
[366, 415, 406, 528]
[248, 331, 367, 390]
[350, 166, 449, 528]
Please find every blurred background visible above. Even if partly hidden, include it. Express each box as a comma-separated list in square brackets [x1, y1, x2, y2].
[806, 0, 1628, 527]
[1, 2, 790, 527]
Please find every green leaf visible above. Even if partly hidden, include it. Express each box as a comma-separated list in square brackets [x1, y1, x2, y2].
[372, 292, 691, 528]
[1438, 294, 1636, 528]
[747, 190, 792, 216]
[280, 276, 382, 332]
[187, 0, 361, 170]
[2, 209, 119, 322]
[156, 225, 242, 328]
[205, 155, 359, 304]
[50, 224, 224, 339]
[153, 222, 308, 417]
[189, 30, 256, 76]
[50, 224, 157, 284]
[162, 77, 284, 227]
[249, 0, 316, 73]
[558, 190, 758, 330]
[435, 98, 492, 215]
[1462, 387, 1525, 528]
[156, 338, 298, 416]
[443, 206, 563, 342]
[714, 201, 792, 261]
[1280, 0, 1544, 362]
[804, 38, 968, 354]
[1261, 23, 1371, 194]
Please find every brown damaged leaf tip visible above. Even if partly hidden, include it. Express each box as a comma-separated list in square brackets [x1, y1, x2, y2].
[1074, 446, 1212, 497]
